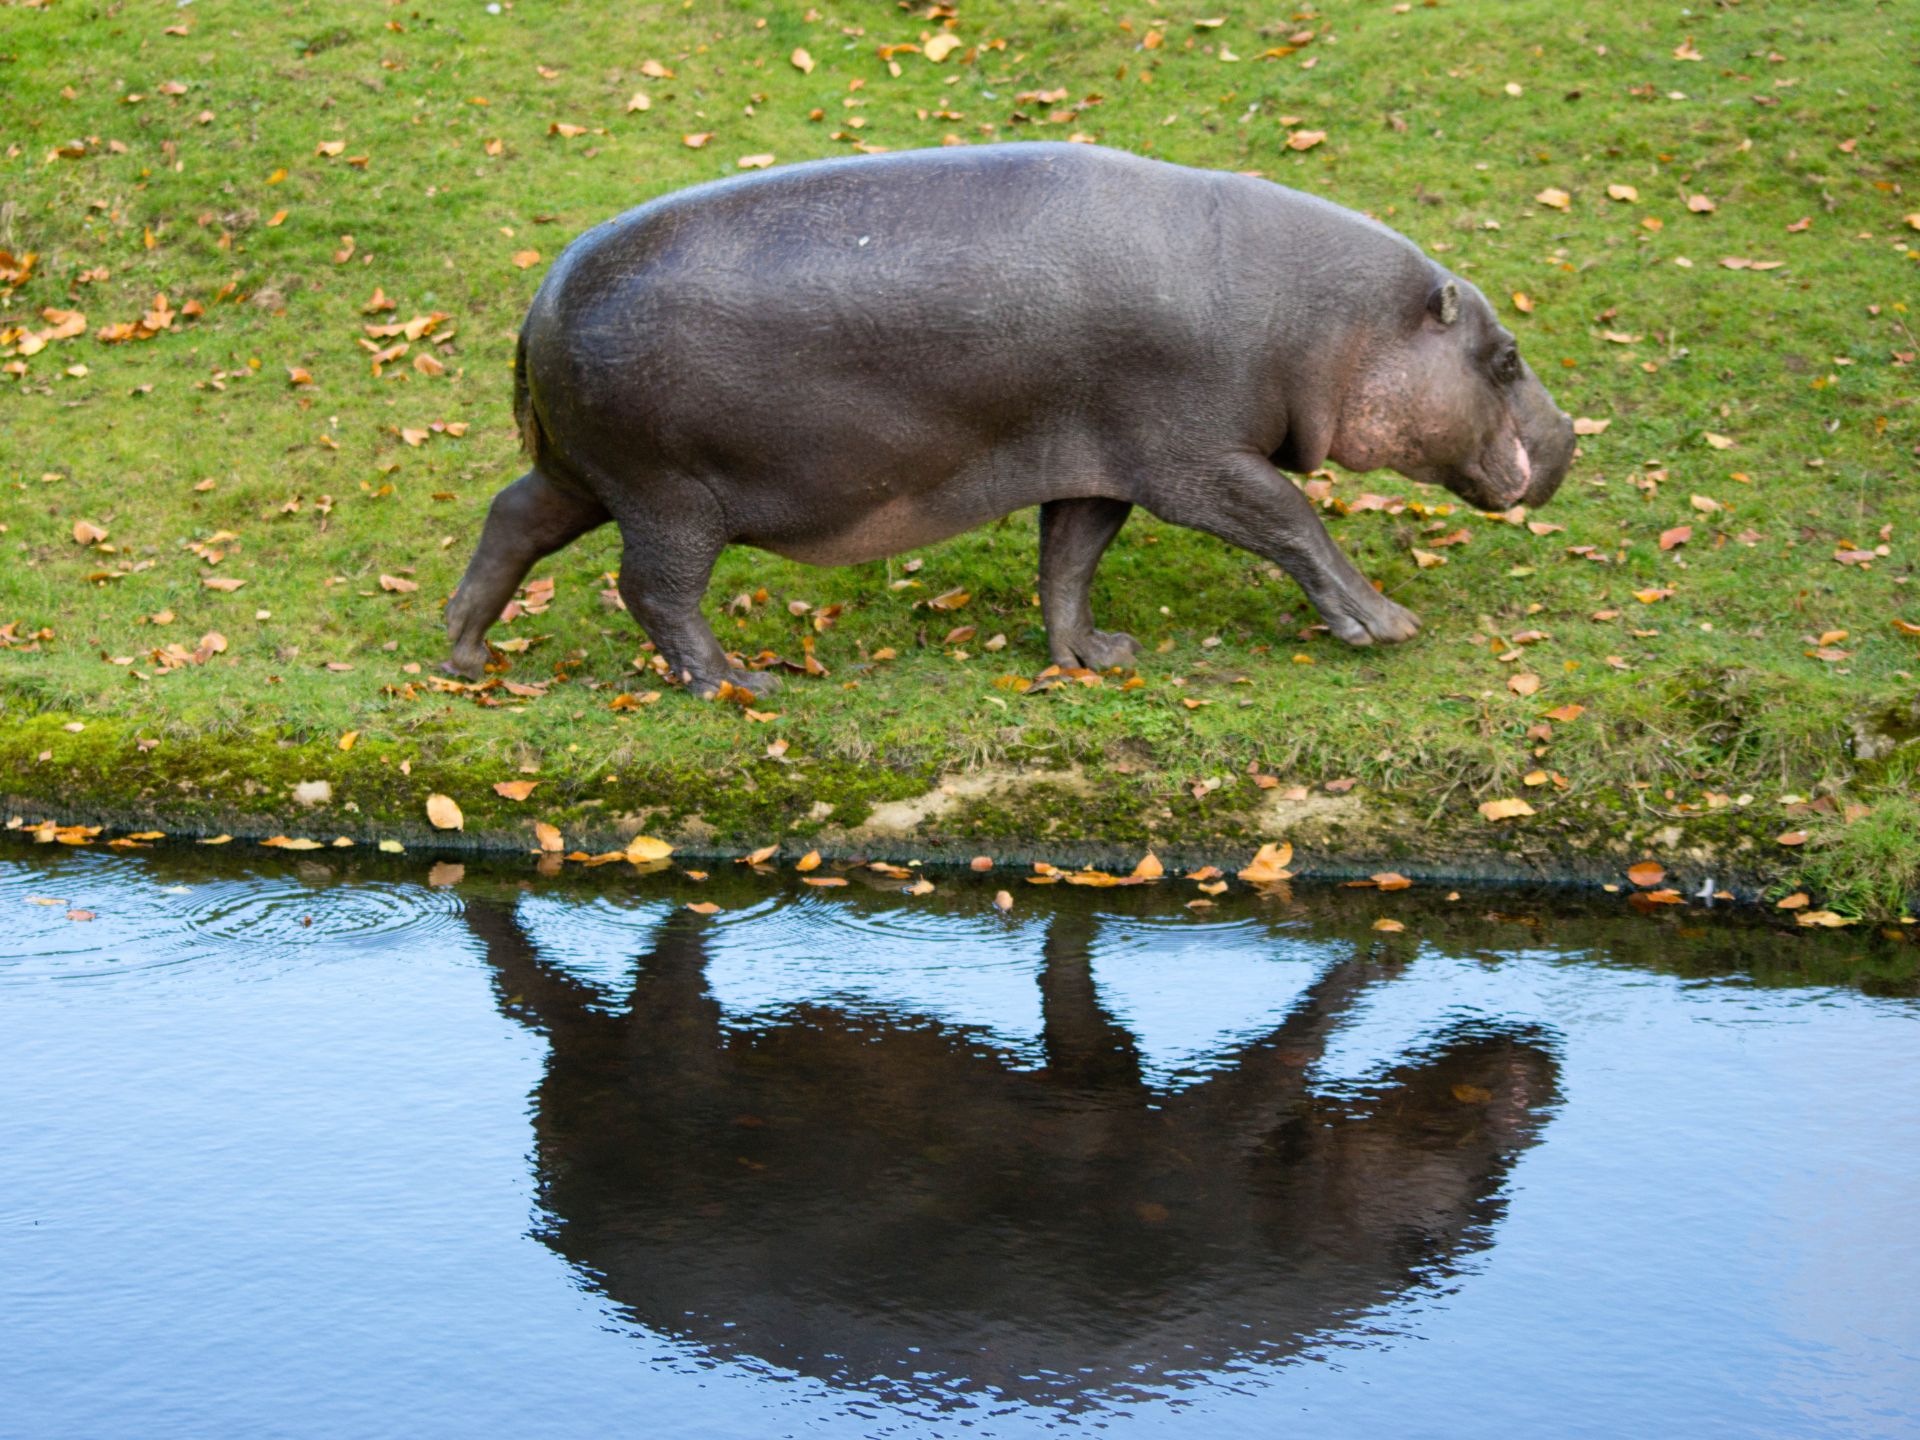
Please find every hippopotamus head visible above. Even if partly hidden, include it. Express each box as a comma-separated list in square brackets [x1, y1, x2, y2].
[1330, 271, 1575, 513]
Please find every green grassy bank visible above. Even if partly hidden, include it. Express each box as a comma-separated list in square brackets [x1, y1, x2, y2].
[2, 0, 1917, 915]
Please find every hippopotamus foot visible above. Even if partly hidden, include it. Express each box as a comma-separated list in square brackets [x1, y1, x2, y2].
[690, 666, 780, 702]
[1052, 628, 1141, 670]
[1319, 589, 1421, 647]
[444, 468, 609, 679]
[1039, 497, 1138, 671]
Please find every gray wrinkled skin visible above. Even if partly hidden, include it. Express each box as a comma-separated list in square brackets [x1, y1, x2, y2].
[445, 143, 1575, 696]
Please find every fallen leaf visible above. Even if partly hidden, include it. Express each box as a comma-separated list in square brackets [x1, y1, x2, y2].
[1627, 861, 1666, 888]
[1511, 291, 1534, 314]
[1535, 187, 1572, 211]
[1776, 892, 1810, 910]
[1238, 841, 1293, 883]
[425, 794, 463, 830]
[1775, 830, 1808, 847]
[923, 32, 961, 62]
[494, 780, 539, 801]
[1372, 918, 1405, 932]
[686, 901, 722, 915]
[72, 519, 108, 545]
[1508, 672, 1541, 697]
[1687, 193, 1717, 214]
[510, 249, 540, 269]
[795, 849, 821, 872]
[534, 822, 564, 853]
[1606, 183, 1639, 202]
[1703, 432, 1735, 450]
[682, 132, 714, 149]
[379, 573, 419, 593]
[1572, 416, 1611, 435]
[1796, 910, 1855, 928]
[1412, 548, 1447, 569]
[737, 153, 775, 169]
[993, 890, 1014, 912]
[1373, 872, 1412, 891]
[625, 835, 673, 861]
[741, 844, 778, 866]
[1132, 852, 1164, 880]
[790, 47, 815, 74]
[1659, 525, 1693, 551]
[1479, 797, 1536, 821]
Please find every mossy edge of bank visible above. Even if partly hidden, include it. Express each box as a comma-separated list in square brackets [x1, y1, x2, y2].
[7, 710, 1912, 918]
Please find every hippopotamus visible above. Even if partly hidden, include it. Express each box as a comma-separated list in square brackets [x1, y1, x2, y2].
[445, 142, 1575, 695]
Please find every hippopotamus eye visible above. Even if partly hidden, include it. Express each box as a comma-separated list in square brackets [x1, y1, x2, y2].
[1493, 346, 1522, 384]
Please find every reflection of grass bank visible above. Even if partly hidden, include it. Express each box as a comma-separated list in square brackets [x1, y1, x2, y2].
[3, 3, 1916, 914]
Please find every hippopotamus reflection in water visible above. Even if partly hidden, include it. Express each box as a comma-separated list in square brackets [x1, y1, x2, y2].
[465, 898, 1558, 1408]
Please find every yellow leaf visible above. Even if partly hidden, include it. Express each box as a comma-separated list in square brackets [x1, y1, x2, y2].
[790, 47, 815, 74]
[993, 889, 1014, 912]
[1132, 851, 1164, 879]
[685, 901, 722, 915]
[1412, 548, 1447, 569]
[510, 249, 540, 269]
[425, 793, 463, 830]
[1478, 797, 1535, 821]
[795, 849, 821, 872]
[1535, 187, 1572, 210]
[493, 780, 539, 801]
[533, 821, 564, 853]
[737, 153, 775, 169]
[1372, 917, 1405, 932]
[923, 32, 962, 62]
[1607, 183, 1638, 202]
[625, 835, 673, 861]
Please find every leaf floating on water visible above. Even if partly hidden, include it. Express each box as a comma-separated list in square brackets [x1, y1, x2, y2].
[741, 844, 779, 866]
[66, 909, 96, 922]
[533, 822, 563, 854]
[262, 835, 324, 850]
[795, 849, 822, 872]
[970, 855, 994, 871]
[1373, 872, 1412, 891]
[685, 901, 722, 915]
[1238, 841, 1294, 883]
[624, 835, 673, 862]
[993, 890, 1014, 912]
[803, 876, 848, 887]
[1132, 851, 1164, 880]
[905, 878, 936, 896]
[1627, 862, 1666, 888]
[1372, 918, 1405, 932]
[1796, 910, 1855, 928]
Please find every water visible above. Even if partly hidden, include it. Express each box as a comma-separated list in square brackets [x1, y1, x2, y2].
[3, 848, 1917, 1440]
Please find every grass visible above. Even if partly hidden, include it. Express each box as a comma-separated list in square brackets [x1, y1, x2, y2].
[2, 0, 1917, 913]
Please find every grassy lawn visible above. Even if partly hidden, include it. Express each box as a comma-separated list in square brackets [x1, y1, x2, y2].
[3, 0, 1917, 914]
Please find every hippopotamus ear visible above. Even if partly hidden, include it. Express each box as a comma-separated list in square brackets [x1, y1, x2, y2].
[1426, 280, 1460, 327]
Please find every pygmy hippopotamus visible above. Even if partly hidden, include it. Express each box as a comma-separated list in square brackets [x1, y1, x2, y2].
[445, 142, 1575, 695]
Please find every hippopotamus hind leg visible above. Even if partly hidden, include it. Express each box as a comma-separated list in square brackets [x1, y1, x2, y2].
[1039, 497, 1141, 669]
[444, 469, 609, 679]
[612, 500, 778, 701]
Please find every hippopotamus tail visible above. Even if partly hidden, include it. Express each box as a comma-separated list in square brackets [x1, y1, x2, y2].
[512, 327, 545, 463]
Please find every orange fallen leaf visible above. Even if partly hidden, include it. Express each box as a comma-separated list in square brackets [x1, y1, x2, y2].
[426, 793, 463, 830]
[1132, 851, 1164, 880]
[1627, 861, 1665, 888]
[790, 47, 815, 73]
[685, 900, 722, 914]
[625, 835, 673, 862]
[1372, 918, 1405, 932]
[1775, 830, 1808, 847]
[1776, 892, 1810, 910]
[1372, 872, 1412, 891]
[1507, 672, 1541, 697]
[795, 849, 821, 872]
[993, 890, 1013, 912]
[510, 249, 541, 269]
[1238, 841, 1293, 884]
[1479, 797, 1535, 821]
[534, 821, 564, 853]
[682, 132, 714, 149]
[740, 844, 778, 865]
[494, 780, 539, 801]
[803, 876, 848, 888]
[1544, 703, 1585, 723]
[1535, 187, 1572, 210]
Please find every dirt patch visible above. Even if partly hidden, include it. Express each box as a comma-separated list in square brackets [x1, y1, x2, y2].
[831, 765, 1098, 844]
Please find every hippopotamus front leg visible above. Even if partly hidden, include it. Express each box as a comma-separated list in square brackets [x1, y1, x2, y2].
[443, 469, 610, 679]
[1150, 452, 1419, 646]
[1039, 497, 1142, 669]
